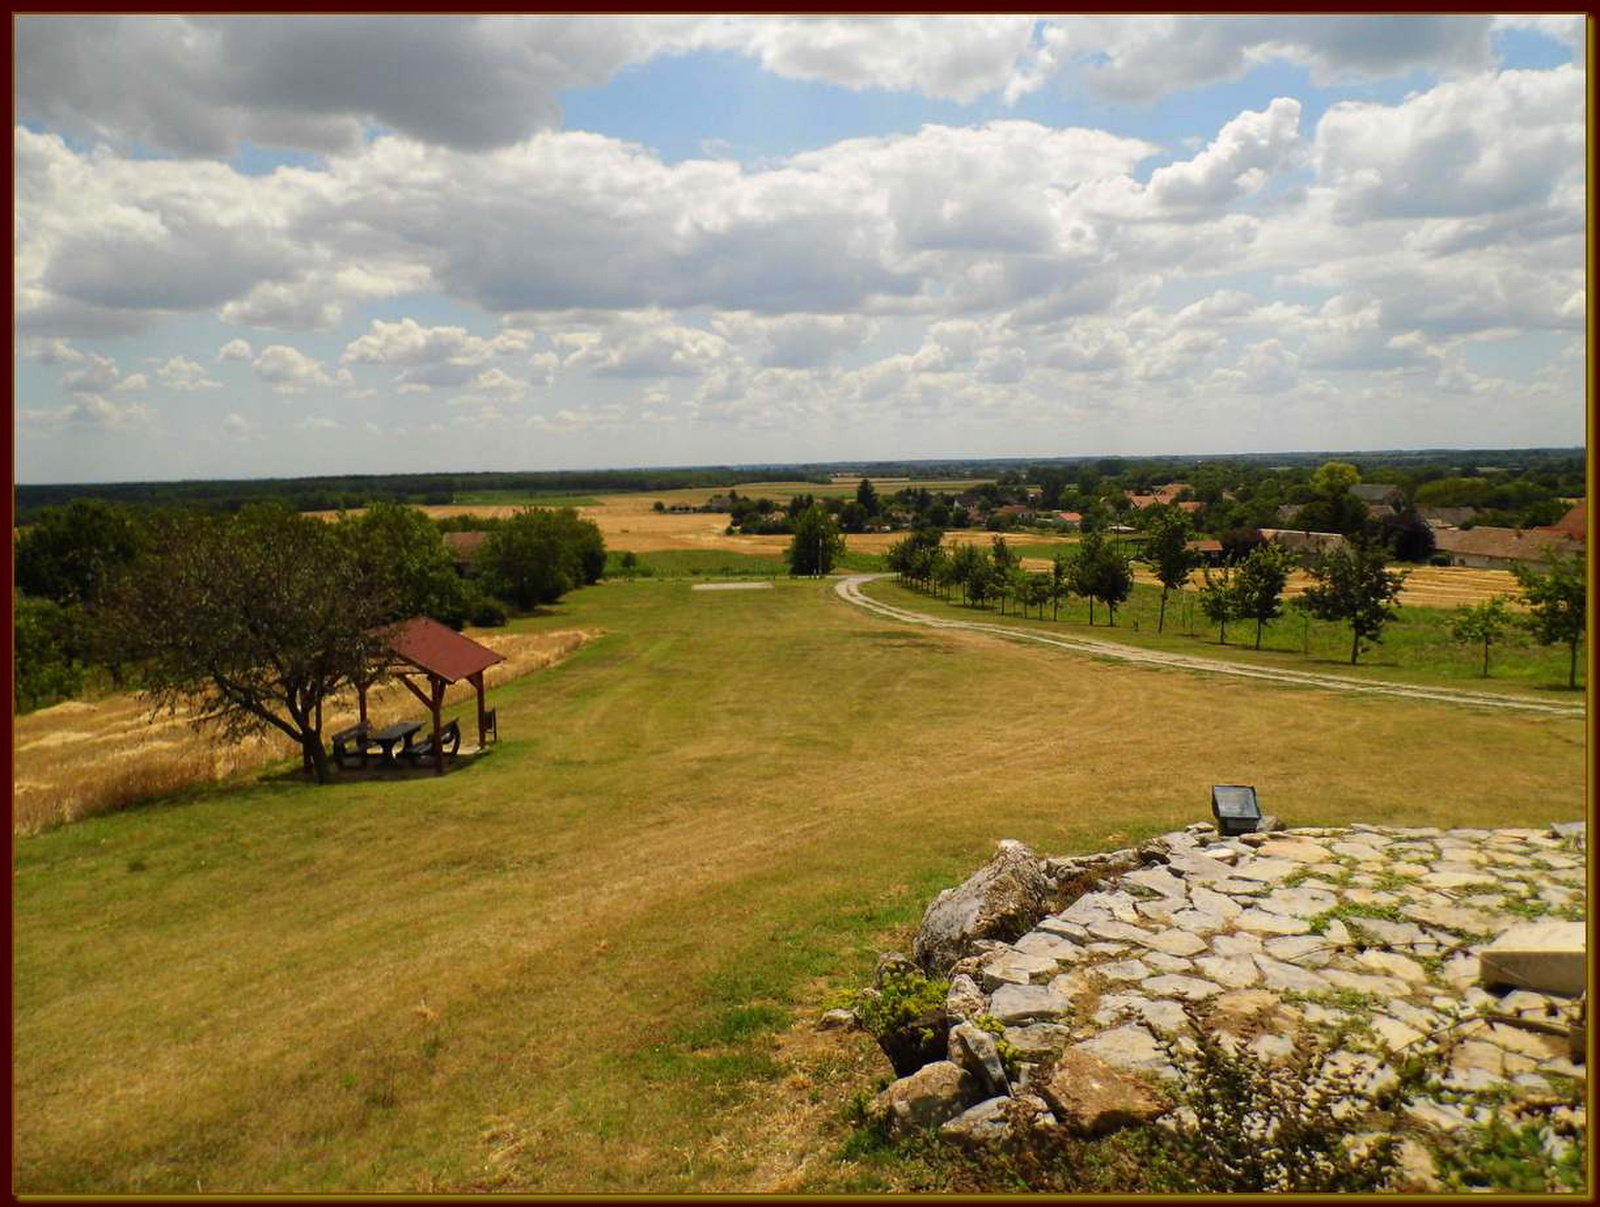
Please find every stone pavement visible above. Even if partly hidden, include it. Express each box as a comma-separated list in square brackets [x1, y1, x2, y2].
[866, 821, 1588, 1185]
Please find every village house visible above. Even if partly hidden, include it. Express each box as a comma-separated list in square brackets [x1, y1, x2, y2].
[1418, 506, 1479, 530]
[1432, 525, 1585, 570]
[1185, 537, 1225, 565]
[1535, 501, 1587, 544]
[1124, 482, 1193, 509]
[1350, 482, 1404, 506]
[1259, 528, 1348, 559]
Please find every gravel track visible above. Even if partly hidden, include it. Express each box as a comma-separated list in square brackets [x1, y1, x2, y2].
[835, 574, 1585, 718]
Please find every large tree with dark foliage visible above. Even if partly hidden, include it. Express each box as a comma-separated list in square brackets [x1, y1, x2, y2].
[785, 502, 846, 576]
[109, 504, 393, 784]
[333, 501, 471, 627]
[477, 507, 607, 609]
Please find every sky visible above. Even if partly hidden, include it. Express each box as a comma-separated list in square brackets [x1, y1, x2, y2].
[12, 15, 1588, 484]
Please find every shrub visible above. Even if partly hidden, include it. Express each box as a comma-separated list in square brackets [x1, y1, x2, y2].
[854, 968, 949, 1041]
[469, 594, 509, 627]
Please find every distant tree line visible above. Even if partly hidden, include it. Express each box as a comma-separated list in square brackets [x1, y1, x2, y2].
[13, 467, 832, 526]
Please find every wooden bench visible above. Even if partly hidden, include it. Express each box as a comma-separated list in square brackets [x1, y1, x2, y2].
[407, 718, 462, 762]
[331, 722, 373, 768]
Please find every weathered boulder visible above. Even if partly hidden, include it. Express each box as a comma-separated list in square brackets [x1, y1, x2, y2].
[939, 1096, 1013, 1149]
[816, 1008, 855, 1031]
[1036, 1049, 1169, 1135]
[914, 840, 1055, 974]
[945, 974, 985, 1021]
[949, 1021, 1010, 1096]
[872, 1060, 979, 1136]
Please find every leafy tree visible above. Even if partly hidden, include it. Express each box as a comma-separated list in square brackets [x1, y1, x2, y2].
[1072, 532, 1133, 625]
[1451, 596, 1514, 678]
[108, 504, 392, 783]
[1379, 509, 1437, 563]
[990, 534, 1016, 574]
[479, 509, 580, 608]
[1198, 566, 1240, 645]
[838, 499, 868, 533]
[1233, 543, 1295, 650]
[1512, 552, 1586, 688]
[549, 508, 608, 585]
[1002, 565, 1031, 616]
[1311, 461, 1361, 499]
[1024, 572, 1053, 619]
[964, 551, 998, 609]
[333, 501, 471, 628]
[950, 542, 986, 605]
[1144, 507, 1199, 633]
[785, 502, 846, 577]
[856, 477, 880, 517]
[619, 550, 640, 578]
[13, 596, 84, 712]
[1049, 550, 1072, 621]
[15, 498, 147, 610]
[1298, 540, 1409, 665]
[933, 548, 961, 600]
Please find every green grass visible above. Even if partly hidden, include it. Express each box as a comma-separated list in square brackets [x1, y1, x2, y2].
[12, 577, 1586, 1192]
[867, 577, 1584, 696]
[605, 549, 789, 578]
[449, 490, 600, 507]
[604, 550, 887, 578]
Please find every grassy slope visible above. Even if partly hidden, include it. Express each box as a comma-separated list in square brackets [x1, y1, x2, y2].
[13, 578, 1586, 1192]
[865, 577, 1585, 696]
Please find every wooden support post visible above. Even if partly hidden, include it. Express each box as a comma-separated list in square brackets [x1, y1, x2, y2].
[358, 683, 368, 726]
[470, 671, 486, 751]
[432, 675, 445, 776]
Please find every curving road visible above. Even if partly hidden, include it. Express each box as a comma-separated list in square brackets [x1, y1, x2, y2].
[834, 574, 1586, 718]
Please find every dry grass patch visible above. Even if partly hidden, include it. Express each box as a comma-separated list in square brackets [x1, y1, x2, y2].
[12, 628, 595, 835]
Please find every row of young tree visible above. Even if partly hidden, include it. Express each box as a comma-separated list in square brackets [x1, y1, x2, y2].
[887, 529, 1138, 624]
[887, 510, 1586, 682]
[13, 501, 607, 740]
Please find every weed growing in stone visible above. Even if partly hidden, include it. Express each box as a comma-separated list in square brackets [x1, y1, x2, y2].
[1307, 901, 1406, 935]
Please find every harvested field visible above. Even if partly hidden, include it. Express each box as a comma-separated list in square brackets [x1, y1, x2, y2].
[307, 482, 997, 558]
[11, 629, 594, 836]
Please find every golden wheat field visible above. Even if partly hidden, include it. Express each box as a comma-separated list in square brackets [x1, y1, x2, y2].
[11, 629, 594, 836]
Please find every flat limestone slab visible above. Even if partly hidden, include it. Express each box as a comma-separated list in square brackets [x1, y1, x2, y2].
[1479, 922, 1586, 995]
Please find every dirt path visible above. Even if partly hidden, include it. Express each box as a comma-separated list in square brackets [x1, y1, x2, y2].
[834, 575, 1585, 718]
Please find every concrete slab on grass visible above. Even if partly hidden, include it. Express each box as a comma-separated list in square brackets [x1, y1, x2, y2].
[1479, 922, 1586, 996]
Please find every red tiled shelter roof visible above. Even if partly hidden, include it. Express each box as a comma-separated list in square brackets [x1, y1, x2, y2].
[386, 616, 506, 684]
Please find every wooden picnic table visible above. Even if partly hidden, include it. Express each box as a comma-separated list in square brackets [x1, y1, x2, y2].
[368, 720, 423, 764]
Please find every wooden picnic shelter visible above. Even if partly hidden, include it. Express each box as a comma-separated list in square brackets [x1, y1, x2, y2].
[358, 616, 507, 775]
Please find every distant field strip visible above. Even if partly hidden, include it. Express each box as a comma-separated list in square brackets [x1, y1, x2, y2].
[835, 575, 1584, 717]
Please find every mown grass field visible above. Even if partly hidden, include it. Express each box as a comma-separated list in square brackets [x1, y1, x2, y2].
[13, 577, 1587, 1192]
[866, 576, 1585, 695]
[449, 490, 600, 508]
